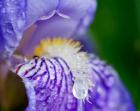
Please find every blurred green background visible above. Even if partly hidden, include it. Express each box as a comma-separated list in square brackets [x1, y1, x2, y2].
[90, 0, 140, 110]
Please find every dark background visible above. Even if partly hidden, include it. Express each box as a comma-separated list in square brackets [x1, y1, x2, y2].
[90, 0, 140, 110]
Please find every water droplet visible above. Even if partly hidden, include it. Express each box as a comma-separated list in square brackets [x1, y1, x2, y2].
[72, 81, 88, 100]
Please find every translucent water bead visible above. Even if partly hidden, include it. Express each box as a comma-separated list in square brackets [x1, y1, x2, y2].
[72, 79, 88, 100]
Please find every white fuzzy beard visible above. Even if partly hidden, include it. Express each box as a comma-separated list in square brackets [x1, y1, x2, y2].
[37, 39, 94, 101]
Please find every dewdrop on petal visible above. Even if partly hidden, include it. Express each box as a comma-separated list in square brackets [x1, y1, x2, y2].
[34, 38, 94, 100]
[72, 79, 88, 100]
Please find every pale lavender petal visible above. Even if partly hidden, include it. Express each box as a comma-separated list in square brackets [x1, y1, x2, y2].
[21, 0, 97, 55]
[26, 0, 97, 27]
[0, 0, 97, 58]
[0, 0, 59, 59]
[25, 0, 58, 28]
[22, 15, 79, 55]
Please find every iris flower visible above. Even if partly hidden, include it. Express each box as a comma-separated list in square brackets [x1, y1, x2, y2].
[12, 38, 135, 111]
[0, 0, 135, 111]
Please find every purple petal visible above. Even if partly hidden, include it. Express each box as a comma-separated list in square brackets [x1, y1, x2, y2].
[84, 55, 136, 111]
[25, 0, 58, 28]
[16, 57, 79, 111]
[14, 54, 135, 111]
[75, 34, 97, 53]
[58, 0, 97, 35]
[22, 15, 79, 55]
[0, 0, 26, 59]
[21, 0, 97, 55]
[26, 0, 97, 27]
[0, 0, 97, 58]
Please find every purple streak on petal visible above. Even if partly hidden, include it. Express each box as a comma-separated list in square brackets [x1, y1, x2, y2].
[16, 57, 79, 111]
[46, 58, 61, 89]
[47, 59, 57, 89]
[0, 0, 26, 59]
[15, 53, 136, 111]
[53, 58, 65, 96]
[84, 55, 136, 111]
[56, 58, 78, 111]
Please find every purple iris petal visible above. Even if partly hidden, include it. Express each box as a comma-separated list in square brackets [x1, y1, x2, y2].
[25, 0, 58, 28]
[21, 0, 97, 55]
[0, 0, 26, 59]
[15, 55, 135, 111]
[17, 57, 79, 111]
[22, 15, 79, 55]
[0, 0, 97, 58]
[84, 55, 135, 111]
[75, 34, 97, 53]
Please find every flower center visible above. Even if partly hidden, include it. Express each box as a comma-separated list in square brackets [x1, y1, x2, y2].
[34, 37, 94, 100]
